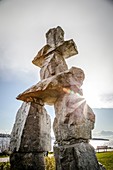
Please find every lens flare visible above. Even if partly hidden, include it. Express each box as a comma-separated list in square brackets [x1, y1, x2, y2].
[63, 87, 88, 116]
[63, 87, 74, 94]
[63, 87, 83, 97]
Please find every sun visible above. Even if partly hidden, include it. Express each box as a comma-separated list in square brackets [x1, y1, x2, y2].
[82, 82, 101, 108]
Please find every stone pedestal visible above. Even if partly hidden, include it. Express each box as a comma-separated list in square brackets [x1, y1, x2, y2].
[54, 143, 100, 170]
[10, 152, 45, 170]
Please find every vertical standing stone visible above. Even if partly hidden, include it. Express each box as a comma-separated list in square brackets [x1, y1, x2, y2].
[46, 26, 64, 48]
[10, 99, 51, 170]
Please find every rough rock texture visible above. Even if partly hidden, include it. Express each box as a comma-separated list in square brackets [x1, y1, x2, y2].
[10, 26, 106, 170]
[32, 26, 78, 68]
[10, 102, 30, 152]
[10, 100, 51, 152]
[99, 163, 106, 170]
[40, 52, 68, 80]
[53, 93, 95, 144]
[32, 40, 78, 68]
[54, 143, 100, 170]
[16, 67, 85, 104]
[20, 100, 51, 152]
[10, 100, 51, 170]
[10, 152, 45, 170]
[46, 26, 64, 48]
[32, 26, 78, 80]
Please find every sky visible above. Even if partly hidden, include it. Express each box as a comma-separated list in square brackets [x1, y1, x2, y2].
[0, 0, 113, 146]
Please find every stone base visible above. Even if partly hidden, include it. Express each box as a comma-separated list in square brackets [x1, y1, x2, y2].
[54, 142, 105, 170]
[10, 152, 45, 170]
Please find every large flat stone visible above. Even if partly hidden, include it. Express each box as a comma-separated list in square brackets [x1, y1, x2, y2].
[16, 67, 85, 104]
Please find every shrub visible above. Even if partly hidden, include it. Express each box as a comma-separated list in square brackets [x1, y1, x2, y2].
[45, 156, 55, 170]
[0, 162, 10, 170]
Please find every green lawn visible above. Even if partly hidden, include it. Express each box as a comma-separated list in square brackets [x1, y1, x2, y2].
[96, 151, 113, 170]
[0, 162, 10, 170]
[0, 152, 113, 170]
[0, 155, 8, 158]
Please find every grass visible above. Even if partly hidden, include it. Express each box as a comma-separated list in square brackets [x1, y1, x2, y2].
[45, 156, 55, 170]
[0, 152, 113, 170]
[0, 156, 8, 158]
[0, 162, 10, 170]
[96, 151, 113, 170]
[45, 152, 113, 170]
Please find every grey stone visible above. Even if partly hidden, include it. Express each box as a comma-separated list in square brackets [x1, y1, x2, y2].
[54, 143, 100, 170]
[46, 26, 64, 48]
[53, 93, 95, 144]
[10, 100, 51, 152]
[16, 67, 85, 104]
[10, 102, 31, 152]
[40, 52, 68, 80]
[10, 26, 106, 170]
[10, 100, 51, 170]
[32, 26, 78, 69]
[10, 152, 45, 170]
[99, 162, 106, 170]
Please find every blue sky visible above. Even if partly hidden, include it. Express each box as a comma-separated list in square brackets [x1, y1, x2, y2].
[0, 0, 113, 144]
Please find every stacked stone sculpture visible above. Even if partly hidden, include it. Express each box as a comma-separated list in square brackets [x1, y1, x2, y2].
[10, 26, 106, 170]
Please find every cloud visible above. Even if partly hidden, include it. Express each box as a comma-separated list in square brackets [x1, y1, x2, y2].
[100, 94, 113, 102]
[91, 130, 113, 148]
[99, 94, 113, 108]
[0, 0, 46, 82]
[100, 130, 113, 136]
[93, 130, 113, 139]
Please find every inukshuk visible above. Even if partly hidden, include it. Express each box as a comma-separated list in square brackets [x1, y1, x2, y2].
[10, 26, 106, 170]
